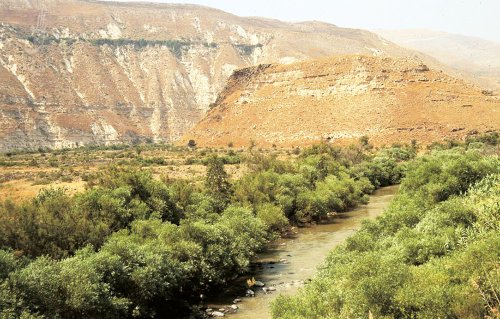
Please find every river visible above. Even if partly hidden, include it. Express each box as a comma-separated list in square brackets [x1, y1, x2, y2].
[205, 185, 399, 318]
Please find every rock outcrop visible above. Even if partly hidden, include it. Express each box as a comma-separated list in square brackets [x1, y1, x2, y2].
[182, 55, 500, 147]
[0, 0, 442, 151]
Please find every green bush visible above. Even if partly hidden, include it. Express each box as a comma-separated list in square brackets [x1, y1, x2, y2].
[0, 189, 80, 259]
[234, 43, 263, 55]
[256, 203, 289, 231]
[0, 250, 17, 280]
[295, 175, 371, 221]
[84, 167, 180, 223]
[401, 150, 498, 205]
[0, 206, 267, 318]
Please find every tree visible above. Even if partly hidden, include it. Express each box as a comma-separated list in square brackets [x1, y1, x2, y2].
[359, 135, 373, 150]
[249, 140, 256, 151]
[205, 156, 233, 212]
[187, 139, 197, 148]
[314, 155, 329, 183]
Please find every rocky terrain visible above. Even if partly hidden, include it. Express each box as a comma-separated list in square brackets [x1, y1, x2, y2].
[376, 29, 500, 92]
[182, 55, 499, 147]
[0, 0, 431, 151]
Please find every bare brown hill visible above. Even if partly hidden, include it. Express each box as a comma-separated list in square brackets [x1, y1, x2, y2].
[0, 0, 435, 151]
[182, 55, 500, 148]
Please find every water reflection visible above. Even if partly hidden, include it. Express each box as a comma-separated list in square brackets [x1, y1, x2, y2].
[206, 185, 399, 319]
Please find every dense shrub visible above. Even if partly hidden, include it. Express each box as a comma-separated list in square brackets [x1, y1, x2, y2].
[0, 168, 181, 259]
[0, 189, 83, 259]
[466, 131, 499, 146]
[295, 175, 371, 221]
[0, 143, 412, 318]
[272, 151, 500, 319]
[233, 147, 397, 223]
[352, 156, 403, 187]
[256, 203, 289, 231]
[0, 205, 267, 318]
[83, 167, 181, 223]
[401, 150, 497, 205]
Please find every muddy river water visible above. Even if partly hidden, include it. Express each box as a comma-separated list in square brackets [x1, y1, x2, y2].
[206, 185, 399, 318]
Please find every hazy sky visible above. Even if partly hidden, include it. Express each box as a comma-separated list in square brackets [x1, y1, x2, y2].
[105, 0, 500, 42]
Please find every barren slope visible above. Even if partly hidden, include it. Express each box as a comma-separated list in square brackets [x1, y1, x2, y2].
[183, 55, 499, 147]
[0, 0, 429, 151]
[376, 29, 500, 92]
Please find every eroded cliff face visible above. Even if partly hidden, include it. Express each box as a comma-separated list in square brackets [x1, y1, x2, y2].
[0, 25, 211, 150]
[183, 55, 500, 147]
[0, 0, 433, 151]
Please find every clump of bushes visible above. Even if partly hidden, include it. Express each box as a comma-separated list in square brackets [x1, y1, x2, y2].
[272, 149, 500, 319]
[22, 31, 196, 60]
[0, 142, 413, 318]
[0, 207, 267, 318]
[0, 168, 180, 259]
[90, 38, 193, 58]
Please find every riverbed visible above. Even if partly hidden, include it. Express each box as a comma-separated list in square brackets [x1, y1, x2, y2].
[206, 185, 399, 318]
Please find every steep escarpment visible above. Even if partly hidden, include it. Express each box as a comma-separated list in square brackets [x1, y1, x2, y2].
[0, 0, 428, 151]
[0, 25, 202, 149]
[183, 55, 500, 147]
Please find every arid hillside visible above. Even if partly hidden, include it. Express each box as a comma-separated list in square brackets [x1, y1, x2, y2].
[0, 0, 429, 151]
[183, 55, 499, 147]
[376, 29, 500, 92]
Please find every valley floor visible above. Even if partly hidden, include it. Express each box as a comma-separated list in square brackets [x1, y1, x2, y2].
[0, 134, 498, 318]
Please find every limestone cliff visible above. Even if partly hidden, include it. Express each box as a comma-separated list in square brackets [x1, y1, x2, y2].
[0, 0, 437, 151]
[183, 55, 500, 147]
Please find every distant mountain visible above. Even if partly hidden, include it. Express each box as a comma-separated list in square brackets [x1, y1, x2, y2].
[375, 29, 500, 92]
[0, 0, 433, 151]
[183, 55, 499, 147]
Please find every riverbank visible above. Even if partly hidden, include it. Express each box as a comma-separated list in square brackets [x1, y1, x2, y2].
[205, 185, 399, 318]
[272, 150, 500, 319]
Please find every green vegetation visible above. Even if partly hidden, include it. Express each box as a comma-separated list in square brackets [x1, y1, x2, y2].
[0, 168, 180, 259]
[205, 156, 233, 212]
[25, 34, 77, 46]
[21, 30, 218, 60]
[89, 38, 193, 58]
[272, 148, 500, 319]
[3, 136, 497, 318]
[234, 43, 264, 56]
[0, 140, 411, 318]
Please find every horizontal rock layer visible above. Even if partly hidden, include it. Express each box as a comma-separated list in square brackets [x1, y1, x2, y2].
[183, 55, 500, 147]
[0, 0, 428, 151]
